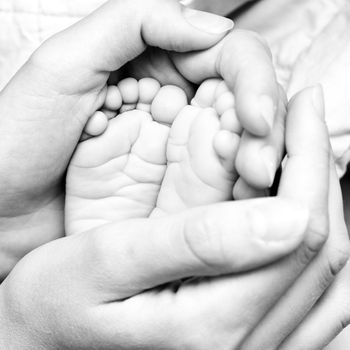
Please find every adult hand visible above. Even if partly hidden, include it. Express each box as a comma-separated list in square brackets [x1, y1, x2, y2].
[235, 0, 350, 176]
[0, 0, 282, 279]
[0, 198, 308, 349]
[246, 119, 350, 350]
[231, 2, 350, 348]
[235, 87, 350, 349]
[1, 86, 347, 349]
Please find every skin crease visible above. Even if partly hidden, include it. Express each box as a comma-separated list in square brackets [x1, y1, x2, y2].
[1, 83, 348, 349]
[0, 1, 283, 280]
[0, 0, 349, 348]
[228, 1, 350, 347]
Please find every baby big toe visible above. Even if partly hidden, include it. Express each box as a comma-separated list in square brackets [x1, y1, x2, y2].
[151, 85, 188, 125]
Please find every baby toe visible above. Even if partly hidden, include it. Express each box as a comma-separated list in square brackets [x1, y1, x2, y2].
[220, 109, 242, 134]
[214, 91, 235, 115]
[118, 77, 139, 104]
[191, 78, 221, 107]
[120, 104, 137, 114]
[83, 111, 109, 137]
[214, 81, 230, 99]
[233, 177, 268, 200]
[104, 85, 122, 111]
[151, 85, 188, 125]
[213, 130, 240, 174]
[137, 78, 161, 113]
[102, 109, 117, 120]
[138, 78, 161, 104]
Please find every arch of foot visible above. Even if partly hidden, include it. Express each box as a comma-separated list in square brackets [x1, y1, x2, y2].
[82, 77, 189, 139]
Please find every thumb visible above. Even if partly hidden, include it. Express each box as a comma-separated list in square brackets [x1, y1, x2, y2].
[34, 0, 233, 74]
[83, 198, 309, 299]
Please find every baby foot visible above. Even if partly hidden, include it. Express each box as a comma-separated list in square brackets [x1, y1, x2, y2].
[152, 78, 241, 216]
[65, 77, 242, 234]
[65, 78, 187, 235]
[81, 77, 189, 138]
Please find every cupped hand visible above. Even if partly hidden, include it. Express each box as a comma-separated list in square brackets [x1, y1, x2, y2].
[236, 87, 350, 349]
[0, 197, 307, 349]
[0, 0, 282, 279]
[275, 166, 350, 350]
[1, 86, 346, 350]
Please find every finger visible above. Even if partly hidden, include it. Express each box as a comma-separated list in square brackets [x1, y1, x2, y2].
[233, 177, 269, 200]
[280, 266, 350, 350]
[239, 87, 347, 350]
[33, 0, 233, 79]
[172, 29, 280, 136]
[279, 85, 330, 251]
[278, 160, 350, 350]
[83, 198, 309, 300]
[235, 85, 287, 189]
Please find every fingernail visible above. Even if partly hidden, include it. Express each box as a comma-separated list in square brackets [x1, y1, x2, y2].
[249, 199, 309, 242]
[183, 8, 234, 34]
[260, 95, 275, 131]
[260, 145, 277, 187]
[311, 84, 325, 120]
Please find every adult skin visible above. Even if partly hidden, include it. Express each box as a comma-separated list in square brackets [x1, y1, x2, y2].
[228, 2, 350, 348]
[0, 85, 346, 348]
[0, 0, 282, 279]
[0, 0, 349, 348]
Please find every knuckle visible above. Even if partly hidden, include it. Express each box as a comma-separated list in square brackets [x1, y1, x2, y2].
[313, 243, 350, 293]
[306, 216, 330, 251]
[318, 258, 338, 292]
[340, 296, 350, 329]
[294, 218, 330, 268]
[294, 241, 320, 267]
[326, 241, 350, 276]
[183, 211, 230, 274]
